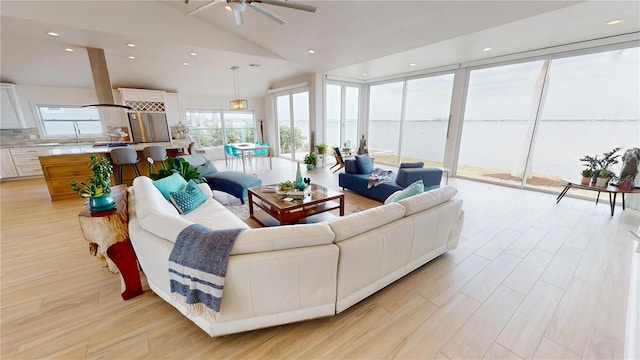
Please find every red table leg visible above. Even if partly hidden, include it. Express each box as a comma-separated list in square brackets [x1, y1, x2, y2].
[107, 240, 143, 300]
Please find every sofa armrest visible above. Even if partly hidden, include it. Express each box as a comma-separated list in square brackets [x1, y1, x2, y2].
[396, 167, 443, 188]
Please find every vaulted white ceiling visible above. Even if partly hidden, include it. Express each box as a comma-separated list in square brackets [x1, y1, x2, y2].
[1, 1, 638, 99]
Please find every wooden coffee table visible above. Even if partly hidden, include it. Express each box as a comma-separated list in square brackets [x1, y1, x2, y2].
[248, 184, 345, 226]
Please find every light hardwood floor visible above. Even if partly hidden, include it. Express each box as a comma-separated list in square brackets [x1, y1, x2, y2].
[1, 157, 638, 359]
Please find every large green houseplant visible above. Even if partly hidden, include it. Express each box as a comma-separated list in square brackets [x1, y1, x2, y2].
[70, 154, 116, 212]
[149, 157, 205, 183]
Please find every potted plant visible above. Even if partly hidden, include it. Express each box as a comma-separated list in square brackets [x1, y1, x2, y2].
[303, 152, 318, 170]
[618, 175, 635, 191]
[316, 144, 328, 155]
[581, 168, 593, 185]
[595, 169, 612, 187]
[149, 157, 204, 183]
[70, 154, 116, 212]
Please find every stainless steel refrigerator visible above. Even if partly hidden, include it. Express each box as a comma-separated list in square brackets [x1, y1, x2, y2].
[128, 112, 171, 143]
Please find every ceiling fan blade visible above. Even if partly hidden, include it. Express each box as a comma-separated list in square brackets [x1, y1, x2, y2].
[249, 2, 286, 25]
[186, 0, 223, 16]
[233, 9, 244, 25]
[257, 0, 317, 13]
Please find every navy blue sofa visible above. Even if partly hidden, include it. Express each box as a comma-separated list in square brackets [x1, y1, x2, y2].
[338, 155, 443, 202]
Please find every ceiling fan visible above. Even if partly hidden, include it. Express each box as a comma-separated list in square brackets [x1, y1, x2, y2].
[185, 0, 317, 26]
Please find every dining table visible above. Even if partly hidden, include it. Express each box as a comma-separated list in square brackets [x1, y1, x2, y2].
[228, 142, 271, 172]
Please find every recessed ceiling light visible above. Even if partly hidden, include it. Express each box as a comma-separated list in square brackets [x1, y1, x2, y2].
[362, 73, 368, 76]
[225, 5, 232, 11]
[127, 43, 136, 48]
[409, 63, 416, 66]
[128, 56, 136, 60]
[482, 47, 492, 52]
[607, 19, 623, 25]
[190, 52, 198, 56]
[47, 32, 59, 37]
[182, 62, 190, 66]
[64, 48, 74, 52]
[307, 49, 316, 54]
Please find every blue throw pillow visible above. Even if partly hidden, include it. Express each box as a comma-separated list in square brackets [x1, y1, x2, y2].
[400, 162, 424, 168]
[392, 180, 424, 202]
[153, 173, 187, 200]
[197, 161, 218, 176]
[355, 155, 374, 174]
[169, 180, 208, 214]
[344, 159, 359, 174]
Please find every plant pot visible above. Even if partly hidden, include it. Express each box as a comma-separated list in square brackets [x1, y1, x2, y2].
[306, 164, 315, 170]
[595, 177, 609, 187]
[89, 193, 116, 212]
[618, 181, 633, 191]
[581, 176, 591, 185]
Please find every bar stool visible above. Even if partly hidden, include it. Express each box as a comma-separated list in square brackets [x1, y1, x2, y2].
[110, 148, 140, 184]
[142, 146, 168, 173]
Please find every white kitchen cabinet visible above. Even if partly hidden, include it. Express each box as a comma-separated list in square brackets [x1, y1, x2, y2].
[164, 93, 184, 127]
[1, 83, 27, 129]
[10, 147, 52, 177]
[1, 149, 18, 179]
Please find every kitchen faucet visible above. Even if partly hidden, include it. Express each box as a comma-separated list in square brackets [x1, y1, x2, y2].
[72, 121, 81, 144]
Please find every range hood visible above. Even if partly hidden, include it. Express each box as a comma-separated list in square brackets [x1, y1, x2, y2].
[83, 47, 132, 110]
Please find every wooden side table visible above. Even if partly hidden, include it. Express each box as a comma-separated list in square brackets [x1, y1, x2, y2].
[78, 184, 142, 300]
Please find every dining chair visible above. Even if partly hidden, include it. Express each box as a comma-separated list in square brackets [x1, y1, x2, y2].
[253, 142, 269, 168]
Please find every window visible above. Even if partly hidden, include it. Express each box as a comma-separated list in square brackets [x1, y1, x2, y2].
[326, 82, 360, 150]
[185, 109, 255, 146]
[367, 73, 454, 166]
[36, 105, 103, 137]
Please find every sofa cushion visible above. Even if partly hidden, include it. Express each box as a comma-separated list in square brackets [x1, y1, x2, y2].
[384, 190, 402, 205]
[355, 155, 374, 174]
[397, 185, 458, 216]
[170, 180, 207, 215]
[153, 173, 187, 200]
[231, 224, 335, 255]
[133, 176, 180, 219]
[327, 202, 406, 242]
[344, 159, 359, 174]
[391, 180, 424, 202]
[400, 162, 424, 168]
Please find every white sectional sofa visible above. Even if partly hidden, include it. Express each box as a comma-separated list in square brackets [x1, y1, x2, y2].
[128, 176, 464, 337]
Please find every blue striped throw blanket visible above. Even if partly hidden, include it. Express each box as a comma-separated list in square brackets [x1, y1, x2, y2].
[169, 224, 245, 322]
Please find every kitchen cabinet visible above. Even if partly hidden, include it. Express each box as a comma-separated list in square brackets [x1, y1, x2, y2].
[40, 153, 100, 200]
[0, 149, 18, 179]
[10, 147, 52, 177]
[164, 93, 184, 127]
[1, 83, 27, 129]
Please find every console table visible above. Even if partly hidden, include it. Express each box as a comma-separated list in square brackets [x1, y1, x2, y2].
[78, 184, 142, 300]
[556, 179, 640, 216]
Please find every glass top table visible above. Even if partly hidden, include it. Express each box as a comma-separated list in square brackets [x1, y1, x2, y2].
[247, 184, 345, 226]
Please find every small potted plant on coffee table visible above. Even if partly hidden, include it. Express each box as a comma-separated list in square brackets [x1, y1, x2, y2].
[595, 169, 612, 187]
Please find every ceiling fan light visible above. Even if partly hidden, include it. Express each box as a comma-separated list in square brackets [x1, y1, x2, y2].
[229, 99, 248, 110]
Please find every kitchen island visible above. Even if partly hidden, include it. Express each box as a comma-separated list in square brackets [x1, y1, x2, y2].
[39, 143, 182, 201]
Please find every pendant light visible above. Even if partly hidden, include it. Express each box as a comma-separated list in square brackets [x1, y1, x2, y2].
[229, 66, 248, 110]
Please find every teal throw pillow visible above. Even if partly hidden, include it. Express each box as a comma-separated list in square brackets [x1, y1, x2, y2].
[355, 155, 374, 174]
[392, 180, 424, 202]
[153, 173, 187, 201]
[169, 180, 208, 214]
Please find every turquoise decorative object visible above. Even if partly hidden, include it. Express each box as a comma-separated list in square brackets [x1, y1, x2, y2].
[296, 162, 305, 189]
[89, 193, 116, 213]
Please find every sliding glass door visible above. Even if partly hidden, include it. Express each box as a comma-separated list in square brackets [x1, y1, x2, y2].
[326, 83, 360, 150]
[274, 88, 310, 161]
[368, 73, 454, 166]
[457, 46, 639, 194]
